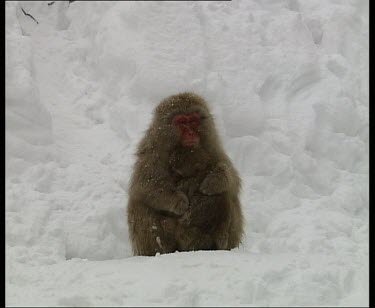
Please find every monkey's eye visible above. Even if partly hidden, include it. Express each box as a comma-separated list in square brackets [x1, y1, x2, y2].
[189, 118, 200, 126]
[172, 113, 202, 127]
[177, 118, 187, 125]
[188, 114, 201, 126]
[172, 115, 188, 126]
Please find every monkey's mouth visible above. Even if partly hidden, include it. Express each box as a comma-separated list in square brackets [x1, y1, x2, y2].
[182, 137, 200, 147]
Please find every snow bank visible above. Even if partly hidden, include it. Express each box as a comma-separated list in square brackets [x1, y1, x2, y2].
[6, 0, 368, 306]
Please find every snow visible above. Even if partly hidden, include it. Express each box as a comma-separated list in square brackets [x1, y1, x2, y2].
[6, 0, 368, 306]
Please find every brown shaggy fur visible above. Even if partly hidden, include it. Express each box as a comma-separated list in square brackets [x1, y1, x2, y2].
[127, 92, 244, 256]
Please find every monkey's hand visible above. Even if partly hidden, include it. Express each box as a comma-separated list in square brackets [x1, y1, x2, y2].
[200, 164, 229, 195]
[178, 207, 192, 226]
[171, 191, 189, 216]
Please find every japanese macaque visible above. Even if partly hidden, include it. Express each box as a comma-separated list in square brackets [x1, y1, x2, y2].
[127, 92, 244, 256]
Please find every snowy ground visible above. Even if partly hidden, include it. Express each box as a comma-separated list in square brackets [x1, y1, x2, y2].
[5, 1, 369, 306]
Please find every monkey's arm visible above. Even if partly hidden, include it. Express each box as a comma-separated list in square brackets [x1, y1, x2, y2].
[199, 161, 240, 196]
[130, 160, 189, 216]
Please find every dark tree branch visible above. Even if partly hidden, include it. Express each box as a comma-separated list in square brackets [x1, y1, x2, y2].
[21, 8, 39, 24]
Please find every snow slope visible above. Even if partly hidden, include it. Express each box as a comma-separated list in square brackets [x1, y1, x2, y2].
[6, 1, 369, 306]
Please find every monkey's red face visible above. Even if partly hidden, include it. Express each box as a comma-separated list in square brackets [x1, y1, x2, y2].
[172, 113, 201, 147]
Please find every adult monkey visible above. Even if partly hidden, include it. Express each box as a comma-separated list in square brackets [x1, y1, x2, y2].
[127, 92, 244, 256]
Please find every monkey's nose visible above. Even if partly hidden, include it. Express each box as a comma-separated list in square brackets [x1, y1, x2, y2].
[186, 130, 195, 136]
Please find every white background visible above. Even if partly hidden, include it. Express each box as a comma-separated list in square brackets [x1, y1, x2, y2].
[6, 1, 368, 306]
